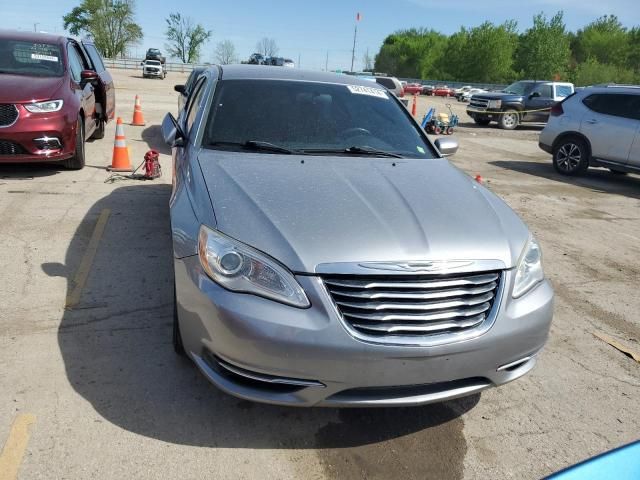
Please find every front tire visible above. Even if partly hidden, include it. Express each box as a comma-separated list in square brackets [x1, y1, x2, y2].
[553, 137, 589, 176]
[62, 117, 85, 170]
[499, 110, 519, 130]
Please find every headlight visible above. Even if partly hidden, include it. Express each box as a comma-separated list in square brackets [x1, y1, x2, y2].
[513, 236, 544, 298]
[198, 225, 310, 308]
[24, 100, 64, 113]
[488, 99, 502, 109]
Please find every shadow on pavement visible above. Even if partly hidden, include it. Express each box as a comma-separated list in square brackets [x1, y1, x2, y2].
[0, 162, 62, 179]
[457, 121, 545, 132]
[140, 125, 171, 155]
[491, 160, 640, 201]
[46, 183, 478, 477]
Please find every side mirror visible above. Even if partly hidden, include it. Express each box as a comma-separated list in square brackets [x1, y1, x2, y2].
[529, 91, 541, 99]
[80, 70, 99, 86]
[434, 137, 459, 157]
[174, 84, 185, 94]
[162, 113, 186, 147]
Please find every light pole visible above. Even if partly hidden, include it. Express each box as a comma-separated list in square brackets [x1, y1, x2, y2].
[33, 23, 39, 32]
[350, 13, 361, 72]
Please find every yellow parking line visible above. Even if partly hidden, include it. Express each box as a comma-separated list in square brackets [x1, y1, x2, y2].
[65, 209, 111, 308]
[0, 414, 36, 480]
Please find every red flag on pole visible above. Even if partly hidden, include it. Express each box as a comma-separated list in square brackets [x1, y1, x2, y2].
[356, 12, 361, 22]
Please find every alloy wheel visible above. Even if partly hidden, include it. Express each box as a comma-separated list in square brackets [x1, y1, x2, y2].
[556, 143, 581, 172]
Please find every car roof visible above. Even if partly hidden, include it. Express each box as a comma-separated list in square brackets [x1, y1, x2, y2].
[219, 64, 387, 89]
[0, 29, 67, 44]
[577, 86, 640, 95]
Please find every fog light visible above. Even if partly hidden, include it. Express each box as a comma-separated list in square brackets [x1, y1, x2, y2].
[33, 136, 62, 151]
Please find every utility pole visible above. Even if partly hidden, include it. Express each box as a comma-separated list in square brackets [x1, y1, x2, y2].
[350, 13, 361, 72]
[33, 23, 39, 32]
[325, 51, 329, 71]
[298, 53, 301, 69]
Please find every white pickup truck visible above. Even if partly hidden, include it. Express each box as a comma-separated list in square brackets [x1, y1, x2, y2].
[142, 60, 166, 79]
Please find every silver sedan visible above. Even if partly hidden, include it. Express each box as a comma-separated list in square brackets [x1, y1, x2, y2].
[163, 65, 554, 407]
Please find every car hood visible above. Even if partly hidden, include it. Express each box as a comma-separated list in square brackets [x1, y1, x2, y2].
[0, 74, 66, 103]
[197, 151, 530, 274]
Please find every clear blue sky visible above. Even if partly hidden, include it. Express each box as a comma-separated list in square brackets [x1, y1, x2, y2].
[2, 0, 639, 70]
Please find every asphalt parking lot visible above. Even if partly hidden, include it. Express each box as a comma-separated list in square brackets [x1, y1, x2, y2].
[0, 70, 638, 479]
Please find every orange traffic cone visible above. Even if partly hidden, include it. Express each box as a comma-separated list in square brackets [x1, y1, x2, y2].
[475, 174, 483, 183]
[131, 95, 146, 126]
[411, 94, 417, 117]
[108, 117, 133, 172]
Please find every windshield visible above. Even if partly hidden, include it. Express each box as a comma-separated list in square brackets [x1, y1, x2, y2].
[148, 49, 160, 54]
[146, 60, 161, 66]
[0, 39, 63, 77]
[503, 81, 533, 95]
[204, 80, 436, 159]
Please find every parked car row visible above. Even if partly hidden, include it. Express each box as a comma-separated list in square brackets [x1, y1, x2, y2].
[0, 30, 115, 169]
[247, 53, 295, 67]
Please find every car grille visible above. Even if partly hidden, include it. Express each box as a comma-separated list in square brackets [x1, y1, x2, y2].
[323, 271, 501, 338]
[0, 104, 19, 127]
[469, 98, 489, 109]
[0, 140, 26, 155]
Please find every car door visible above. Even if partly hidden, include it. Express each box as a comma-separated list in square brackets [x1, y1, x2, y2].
[625, 95, 640, 167]
[580, 93, 640, 164]
[526, 83, 554, 122]
[67, 43, 96, 136]
[81, 41, 116, 121]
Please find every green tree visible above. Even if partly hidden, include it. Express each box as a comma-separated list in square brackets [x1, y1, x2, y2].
[572, 15, 629, 67]
[516, 12, 570, 79]
[165, 13, 211, 63]
[374, 28, 446, 78]
[461, 21, 519, 83]
[572, 57, 635, 86]
[63, 0, 142, 58]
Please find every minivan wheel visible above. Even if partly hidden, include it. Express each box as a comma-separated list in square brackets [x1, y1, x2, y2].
[173, 285, 186, 357]
[499, 110, 519, 130]
[62, 117, 85, 170]
[553, 137, 589, 176]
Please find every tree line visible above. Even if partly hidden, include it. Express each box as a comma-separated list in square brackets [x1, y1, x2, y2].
[63, 0, 279, 65]
[374, 13, 640, 86]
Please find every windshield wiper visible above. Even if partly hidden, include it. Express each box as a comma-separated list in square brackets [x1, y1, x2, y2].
[302, 146, 403, 158]
[209, 140, 301, 154]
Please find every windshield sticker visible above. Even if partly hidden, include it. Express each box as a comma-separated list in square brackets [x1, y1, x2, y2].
[346, 85, 389, 99]
[31, 53, 58, 62]
[417, 146, 425, 154]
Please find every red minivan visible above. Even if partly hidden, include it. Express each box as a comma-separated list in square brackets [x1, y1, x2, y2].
[0, 30, 115, 169]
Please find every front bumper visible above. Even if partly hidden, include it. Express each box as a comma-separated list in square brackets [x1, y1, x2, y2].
[144, 69, 164, 77]
[0, 106, 75, 163]
[466, 108, 502, 120]
[175, 256, 554, 407]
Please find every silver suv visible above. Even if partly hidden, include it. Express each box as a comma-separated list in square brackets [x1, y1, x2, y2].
[539, 86, 640, 175]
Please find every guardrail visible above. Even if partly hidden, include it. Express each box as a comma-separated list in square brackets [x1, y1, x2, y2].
[103, 58, 210, 73]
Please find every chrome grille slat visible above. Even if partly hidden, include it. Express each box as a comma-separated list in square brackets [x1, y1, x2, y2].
[323, 270, 502, 339]
[352, 314, 486, 333]
[330, 282, 497, 300]
[336, 292, 494, 311]
[324, 273, 498, 290]
[342, 302, 491, 322]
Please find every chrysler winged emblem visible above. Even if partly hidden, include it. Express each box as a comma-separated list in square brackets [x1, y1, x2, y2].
[358, 260, 474, 273]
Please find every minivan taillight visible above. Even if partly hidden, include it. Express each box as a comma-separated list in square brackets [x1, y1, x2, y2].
[550, 103, 564, 116]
